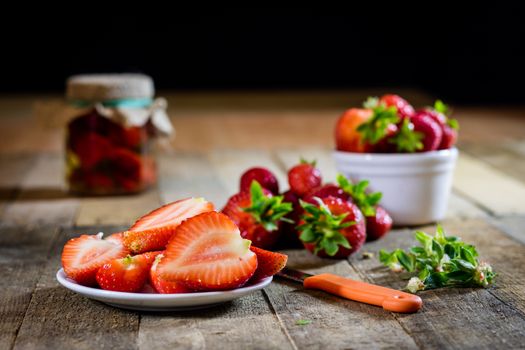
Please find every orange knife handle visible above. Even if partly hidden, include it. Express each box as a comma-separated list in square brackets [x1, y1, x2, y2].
[303, 273, 422, 313]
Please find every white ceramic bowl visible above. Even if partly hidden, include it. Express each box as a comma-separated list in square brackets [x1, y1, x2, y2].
[56, 268, 272, 311]
[333, 148, 458, 226]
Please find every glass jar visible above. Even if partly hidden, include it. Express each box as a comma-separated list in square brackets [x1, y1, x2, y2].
[64, 74, 172, 195]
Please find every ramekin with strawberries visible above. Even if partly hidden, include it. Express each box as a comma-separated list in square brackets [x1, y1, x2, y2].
[334, 94, 459, 225]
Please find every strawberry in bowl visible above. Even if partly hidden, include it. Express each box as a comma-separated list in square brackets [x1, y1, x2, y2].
[334, 94, 459, 225]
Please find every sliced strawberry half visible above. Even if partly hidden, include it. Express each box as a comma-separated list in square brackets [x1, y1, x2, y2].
[123, 198, 215, 253]
[249, 246, 288, 282]
[157, 212, 258, 291]
[61, 232, 129, 286]
[150, 254, 189, 294]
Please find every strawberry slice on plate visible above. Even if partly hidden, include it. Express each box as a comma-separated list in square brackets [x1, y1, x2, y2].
[157, 211, 258, 291]
[123, 197, 215, 253]
[61, 232, 129, 286]
[150, 254, 189, 294]
[96, 251, 162, 292]
[249, 246, 287, 281]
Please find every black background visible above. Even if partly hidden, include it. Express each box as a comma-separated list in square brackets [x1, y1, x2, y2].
[1, 6, 524, 104]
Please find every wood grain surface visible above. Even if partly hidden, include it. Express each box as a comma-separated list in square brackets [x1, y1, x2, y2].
[0, 91, 524, 349]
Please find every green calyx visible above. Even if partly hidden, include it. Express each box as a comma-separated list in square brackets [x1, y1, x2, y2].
[297, 198, 355, 256]
[242, 181, 293, 231]
[433, 99, 460, 131]
[336, 174, 382, 217]
[379, 225, 496, 293]
[357, 102, 400, 145]
[388, 118, 424, 152]
[433, 100, 449, 115]
[300, 157, 317, 167]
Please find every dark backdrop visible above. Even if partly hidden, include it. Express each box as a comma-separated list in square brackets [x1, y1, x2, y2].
[1, 6, 524, 104]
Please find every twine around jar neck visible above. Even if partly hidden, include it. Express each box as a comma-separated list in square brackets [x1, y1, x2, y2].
[68, 98, 153, 109]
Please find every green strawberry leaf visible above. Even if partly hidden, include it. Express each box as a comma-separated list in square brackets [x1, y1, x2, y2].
[434, 100, 449, 115]
[296, 319, 312, 326]
[388, 118, 424, 153]
[297, 198, 354, 256]
[242, 181, 293, 232]
[300, 158, 317, 167]
[357, 104, 399, 145]
[447, 118, 460, 130]
[337, 174, 382, 217]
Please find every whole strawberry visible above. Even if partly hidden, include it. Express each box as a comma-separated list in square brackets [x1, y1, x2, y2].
[288, 159, 322, 196]
[365, 206, 393, 241]
[335, 108, 374, 152]
[240, 167, 279, 195]
[439, 124, 458, 149]
[337, 174, 392, 241]
[410, 113, 443, 152]
[222, 181, 293, 249]
[431, 100, 459, 150]
[298, 196, 366, 258]
[303, 183, 350, 204]
[379, 94, 415, 119]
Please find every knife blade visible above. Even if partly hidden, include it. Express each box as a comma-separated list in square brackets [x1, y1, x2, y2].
[277, 267, 422, 313]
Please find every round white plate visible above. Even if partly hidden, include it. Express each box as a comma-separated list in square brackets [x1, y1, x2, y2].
[56, 268, 272, 311]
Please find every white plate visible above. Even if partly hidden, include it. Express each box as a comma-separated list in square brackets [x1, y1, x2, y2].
[56, 268, 272, 311]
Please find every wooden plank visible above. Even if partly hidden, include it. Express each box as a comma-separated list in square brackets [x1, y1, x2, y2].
[138, 293, 294, 350]
[453, 152, 525, 215]
[348, 219, 525, 349]
[489, 215, 525, 245]
[12, 225, 140, 350]
[157, 153, 227, 206]
[75, 190, 160, 227]
[207, 149, 287, 205]
[0, 225, 59, 350]
[0, 154, 36, 216]
[460, 141, 525, 185]
[1, 153, 78, 227]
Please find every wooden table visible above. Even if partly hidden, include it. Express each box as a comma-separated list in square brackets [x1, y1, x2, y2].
[1, 90, 525, 349]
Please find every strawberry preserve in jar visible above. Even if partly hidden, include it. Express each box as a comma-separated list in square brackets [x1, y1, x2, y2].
[64, 74, 173, 195]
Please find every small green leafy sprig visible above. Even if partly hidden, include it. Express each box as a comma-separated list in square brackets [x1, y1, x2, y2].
[357, 102, 400, 145]
[298, 198, 355, 256]
[242, 181, 293, 231]
[433, 100, 459, 130]
[336, 174, 382, 217]
[379, 226, 495, 293]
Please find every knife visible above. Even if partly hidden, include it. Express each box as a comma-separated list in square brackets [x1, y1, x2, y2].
[277, 267, 422, 313]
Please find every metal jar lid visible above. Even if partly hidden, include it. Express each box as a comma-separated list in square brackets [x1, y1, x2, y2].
[66, 74, 154, 102]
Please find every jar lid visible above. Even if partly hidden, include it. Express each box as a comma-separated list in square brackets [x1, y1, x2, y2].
[66, 74, 154, 102]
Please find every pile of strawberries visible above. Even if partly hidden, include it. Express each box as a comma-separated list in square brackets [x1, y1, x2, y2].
[221, 160, 393, 259]
[61, 198, 288, 293]
[335, 94, 459, 153]
[66, 110, 156, 194]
